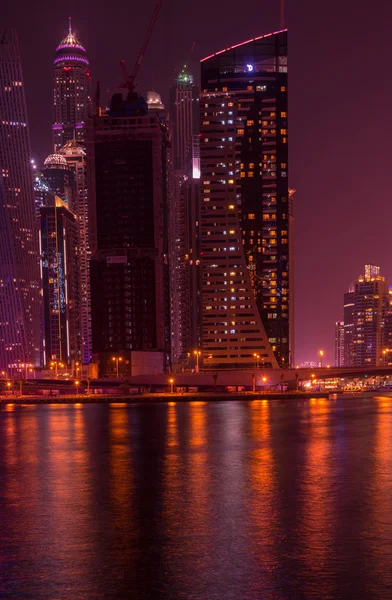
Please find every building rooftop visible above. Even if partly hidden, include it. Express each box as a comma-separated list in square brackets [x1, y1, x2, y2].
[56, 17, 86, 53]
[200, 28, 287, 62]
[43, 153, 68, 168]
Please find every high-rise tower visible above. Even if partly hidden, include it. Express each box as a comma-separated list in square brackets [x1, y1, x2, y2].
[0, 29, 41, 374]
[169, 70, 199, 170]
[87, 92, 171, 376]
[52, 19, 91, 150]
[199, 29, 290, 369]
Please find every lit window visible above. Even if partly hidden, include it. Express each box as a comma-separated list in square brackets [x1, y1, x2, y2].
[281, 111, 287, 117]
[248, 172, 254, 178]
[281, 86, 287, 92]
[237, 129, 244, 136]
[248, 214, 255, 220]
[247, 120, 254, 126]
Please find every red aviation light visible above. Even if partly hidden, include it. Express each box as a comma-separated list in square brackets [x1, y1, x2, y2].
[63, 67, 71, 71]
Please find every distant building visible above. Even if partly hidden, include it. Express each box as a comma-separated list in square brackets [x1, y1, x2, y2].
[42, 153, 75, 209]
[52, 19, 91, 150]
[87, 91, 171, 376]
[58, 139, 91, 364]
[335, 320, 344, 366]
[169, 68, 201, 367]
[169, 70, 199, 170]
[39, 196, 79, 366]
[351, 265, 389, 366]
[0, 29, 41, 374]
[199, 29, 290, 369]
[344, 289, 355, 366]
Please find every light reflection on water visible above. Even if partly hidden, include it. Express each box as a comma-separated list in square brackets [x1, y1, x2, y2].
[1, 399, 392, 598]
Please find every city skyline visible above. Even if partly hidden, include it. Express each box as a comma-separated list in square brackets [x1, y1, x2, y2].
[3, 0, 392, 365]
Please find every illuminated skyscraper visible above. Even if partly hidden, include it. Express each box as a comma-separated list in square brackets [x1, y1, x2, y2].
[351, 265, 389, 366]
[0, 29, 40, 373]
[335, 320, 344, 367]
[169, 69, 199, 170]
[39, 196, 79, 366]
[59, 140, 91, 364]
[343, 289, 355, 366]
[52, 19, 91, 151]
[199, 29, 290, 369]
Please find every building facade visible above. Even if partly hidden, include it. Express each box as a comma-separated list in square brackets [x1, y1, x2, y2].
[350, 265, 389, 367]
[59, 139, 91, 364]
[39, 197, 79, 366]
[53, 20, 91, 150]
[87, 92, 171, 375]
[199, 29, 290, 369]
[0, 29, 41, 375]
[335, 320, 344, 367]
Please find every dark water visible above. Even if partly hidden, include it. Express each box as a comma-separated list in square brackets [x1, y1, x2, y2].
[1, 398, 392, 599]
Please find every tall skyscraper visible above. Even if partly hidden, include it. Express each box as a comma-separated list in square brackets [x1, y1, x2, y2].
[59, 139, 91, 364]
[0, 29, 40, 374]
[169, 69, 200, 170]
[168, 68, 201, 367]
[343, 289, 355, 366]
[87, 91, 171, 376]
[199, 29, 290, 369]
[335, 320, 344, 367]
[39, 196, 79, 366]
[52, 19, 91, 151]
[350, 265, 389, 366]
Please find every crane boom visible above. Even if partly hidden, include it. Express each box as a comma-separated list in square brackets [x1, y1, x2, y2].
[119, 0, 163, 93]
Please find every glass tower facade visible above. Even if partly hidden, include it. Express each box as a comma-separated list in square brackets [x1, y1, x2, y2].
[0, 29, 41, 374]
[52, 20, 91, 150]
[199, 29, 291, 369]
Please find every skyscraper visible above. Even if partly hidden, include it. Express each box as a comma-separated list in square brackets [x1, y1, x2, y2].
[59, 139, 91, 364]
[0, 29, 40, 374]
[52, 19, 91, 151]
[39, 196, 79, 366]
[169, 69, 200, 170]
[343, 289, 355, 366]
[335, 320, 344, 367]
[168, 68, 201, 367]
[351, 265, 389, 366]
[199, 29, 290, 369]
[87, 91, 171, 376]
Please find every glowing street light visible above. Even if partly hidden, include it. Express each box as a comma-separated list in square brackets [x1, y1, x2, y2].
[319, 350, 324, 368]
[75, 380, 80, 395]
[169, 378, 174, 394]
[253, 353, 260, 369]
[111, 356, 123, 378]
[193, 350, 201, 373]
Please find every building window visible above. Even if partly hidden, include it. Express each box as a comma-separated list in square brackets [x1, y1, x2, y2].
[248, 214, 255, 220]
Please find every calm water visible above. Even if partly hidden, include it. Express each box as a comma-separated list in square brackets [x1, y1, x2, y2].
[1, 398, 392, 599]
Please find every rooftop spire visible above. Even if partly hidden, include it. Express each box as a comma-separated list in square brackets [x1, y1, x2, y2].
[68, 16, 72, 36]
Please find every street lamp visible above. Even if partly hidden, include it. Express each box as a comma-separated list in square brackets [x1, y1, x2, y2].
[169, 378, 174, 394]
[75, 380, 80, 395]
[253, 353, 260, 369]
[382, 349, 390, 367]
[319, 350, 324, 368]
[111, 356, 123, 378]
[193, 350, 201, 373]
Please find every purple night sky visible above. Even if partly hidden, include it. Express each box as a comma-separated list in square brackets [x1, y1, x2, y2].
[3, 0, 392, 365]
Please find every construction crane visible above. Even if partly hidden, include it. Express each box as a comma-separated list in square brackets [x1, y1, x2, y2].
[119, 0, 163, 94]
[174, 41, 196, 79]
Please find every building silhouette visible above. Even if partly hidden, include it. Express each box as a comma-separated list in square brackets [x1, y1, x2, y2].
[87, 91, 171, 376]
[52, 19, 91, 150]
[199, 29, 290, 369]
[0, 29, 40, 375]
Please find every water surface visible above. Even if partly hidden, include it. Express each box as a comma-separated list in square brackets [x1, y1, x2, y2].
[1, 398, 392, 599]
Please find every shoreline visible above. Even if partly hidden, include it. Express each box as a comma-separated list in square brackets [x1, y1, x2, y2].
[0, 391, 338, 405]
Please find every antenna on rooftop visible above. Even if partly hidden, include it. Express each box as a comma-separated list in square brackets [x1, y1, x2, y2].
[280, 0, 285, 28]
